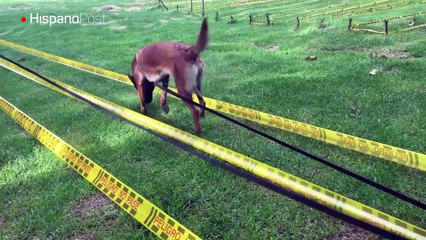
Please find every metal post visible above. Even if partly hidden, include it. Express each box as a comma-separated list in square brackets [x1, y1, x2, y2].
[215, 12, 219, 21]
[177, 5, 179, 11]
[191, 0, 193, 13]
[249, 14, 253, 25]
[296, 16, 300, 29]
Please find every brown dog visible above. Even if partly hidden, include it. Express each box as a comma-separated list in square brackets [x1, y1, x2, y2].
[128, 19, 208, 134]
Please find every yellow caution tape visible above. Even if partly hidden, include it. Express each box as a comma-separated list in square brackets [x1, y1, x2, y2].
[305, 0, 422, 23]
[2, 58, 425, 240]
[0, 96, 201, 240]
[308, 0, 390, 19]
[300, 0, 391, 22]
[395, 23, 426, 32]
[250, 21, 267, 26]
[352, 27, 387, 34]
[331, 1, 424, 21]
[354, 19, 386, 28]
[276, 1, 419, 23]
[262, 0, 364, 21]
[352, 23, 426, 34]
[1, 39, 425, 172]
[353, 11, 426, 28]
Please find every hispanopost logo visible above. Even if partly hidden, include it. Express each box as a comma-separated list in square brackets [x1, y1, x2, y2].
[21, 13, 106, 26]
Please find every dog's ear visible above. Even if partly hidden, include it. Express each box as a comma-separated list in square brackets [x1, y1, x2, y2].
[192, 18, 209, 56]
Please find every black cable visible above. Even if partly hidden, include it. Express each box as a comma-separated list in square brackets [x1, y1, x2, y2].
[0, 54, 407, 239]
[153, 82, 426, 211]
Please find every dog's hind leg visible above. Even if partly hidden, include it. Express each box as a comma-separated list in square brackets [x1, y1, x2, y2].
[159, 74, 170, 114]
[173, 65, 201, 133]
[176, 80, 201, 133]
[194, 66, 206, 118]
[181, 89, 201, 134]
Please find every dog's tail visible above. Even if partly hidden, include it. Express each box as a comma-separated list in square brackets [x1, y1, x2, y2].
[188, 18, 208, 59]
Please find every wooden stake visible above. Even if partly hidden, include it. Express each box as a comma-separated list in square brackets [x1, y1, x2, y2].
[384, 19, 389, 35]
[201, 0, 205, 17]
[266, 13, 271, 25]
[348, 18, 353, 31]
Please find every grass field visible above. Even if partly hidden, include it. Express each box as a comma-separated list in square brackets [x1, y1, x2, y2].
[1, 0, 425, 239]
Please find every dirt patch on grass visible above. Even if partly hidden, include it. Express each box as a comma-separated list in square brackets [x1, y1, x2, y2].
[26, 233, 42, 240]
[383, 67, 399, 74]
[250, 43, 259, 48]
[350, 107, 361, 117]
[320, 47, 368, 52]
[67, 234, 96, 240]
[267, 44, 280, 51]
[328, 223, 380, 240]
[73, 194, 118, 225]
[111, 25, 127, 31]
[125, 6, 142, 12]
[8, 5, 30, 11]
[250, 42, 280, 52]
[81, 21, 116, 26]
[159, 19, 169, 24]
[371, 49, 410, 59]
[250, 43, 279, 51]
[92, 4, 142, 12]
[92, 4, 122, 12]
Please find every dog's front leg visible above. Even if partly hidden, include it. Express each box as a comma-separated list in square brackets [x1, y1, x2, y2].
[128, 72, 147, 114]
[136, 84, 147, 115]
[195, 63, 206, 118]
[134, 74, 147, 115]
[159, 75, 170, 114]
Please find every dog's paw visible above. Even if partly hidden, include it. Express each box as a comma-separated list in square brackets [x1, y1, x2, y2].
[161, 103, 169, 114]
[144, 98, 153, 104]
[199, 109, 205, 118]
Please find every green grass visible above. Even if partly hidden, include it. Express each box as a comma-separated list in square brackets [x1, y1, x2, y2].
[1, 0, 425, 239]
